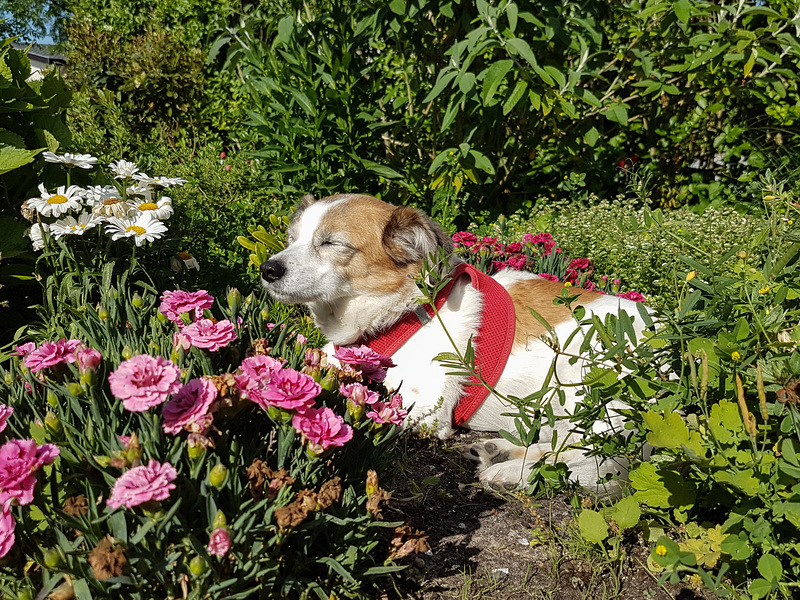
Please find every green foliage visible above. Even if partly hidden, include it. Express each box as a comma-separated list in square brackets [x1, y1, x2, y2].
[216, 0, 800, 216]
[562, 172, 800, 596]
[0, 38, 73, 342]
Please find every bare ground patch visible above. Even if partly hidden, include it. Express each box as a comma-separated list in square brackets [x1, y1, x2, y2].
[381, 432, 713, 600]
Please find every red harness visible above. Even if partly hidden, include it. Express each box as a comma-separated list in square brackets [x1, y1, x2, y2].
[358, 263, 517, 426]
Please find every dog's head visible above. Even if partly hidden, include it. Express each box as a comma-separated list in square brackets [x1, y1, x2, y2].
[261, 194, 453, 305]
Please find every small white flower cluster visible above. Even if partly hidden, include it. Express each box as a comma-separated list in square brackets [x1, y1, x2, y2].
[26, 153, 187, 250]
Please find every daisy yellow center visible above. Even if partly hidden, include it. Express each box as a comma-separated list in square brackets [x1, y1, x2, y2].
[103, 198, 121, 205]
[47, 194, 68, 205]
[126, 225, 147, 235]
[139, 202, 158, 210]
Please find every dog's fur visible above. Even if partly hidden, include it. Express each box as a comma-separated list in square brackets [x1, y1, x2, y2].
[261, 193, 646, 495]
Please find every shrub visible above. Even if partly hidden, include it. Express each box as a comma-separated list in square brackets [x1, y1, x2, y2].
[536, 173, 800, 597]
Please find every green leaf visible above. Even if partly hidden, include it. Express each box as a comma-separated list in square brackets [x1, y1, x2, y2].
[643, 410, 704, 457]
[72, 579, 93, 600]
[757, 554, 783, 582]
[605, 104, 628, 125]
[481, 59, 513, 106]
[630, 463, 695, 510]
[503, 79, 528, 115]
[612, 496, 641, 529]
[423, 70, 457, 103]
[361, 159, 403, 179]
[578, 509, 608, 544]
[0, 144, 40, 175]
[748, 578, 775, 599]
[583, 126, 600, 147]
[713, 469, 759, 496]
[505, 37, 537, 68]
[674, 0, 691, 24]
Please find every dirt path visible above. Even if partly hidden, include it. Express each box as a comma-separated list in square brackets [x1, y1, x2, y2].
[385, 432, 711, 600]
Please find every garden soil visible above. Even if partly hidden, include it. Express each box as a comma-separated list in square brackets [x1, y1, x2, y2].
[382, 431, 713, 600]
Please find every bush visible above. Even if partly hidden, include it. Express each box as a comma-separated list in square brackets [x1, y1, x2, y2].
[216, 0, 800, 219]
[529, 172, 800, 597]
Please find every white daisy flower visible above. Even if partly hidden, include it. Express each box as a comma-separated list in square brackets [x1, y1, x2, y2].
[104, 213, 168, 246]
[81, 185, 119, 206]
[27, 184, 84, 217]
[130, 196, 173, 220]
[109, 159, 140, 179]
[50, 213, 101, 239]
[92, 196, 135, 219]
[126, 181, 154, 200]
[29, 223, 49, 250]
[42, 152, 98, 169]
[131, 172, 187, 187]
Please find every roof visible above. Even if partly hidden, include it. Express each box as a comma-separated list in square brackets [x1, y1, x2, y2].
[10, 42, 66, 65]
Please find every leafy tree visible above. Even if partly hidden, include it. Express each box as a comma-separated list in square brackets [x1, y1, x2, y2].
[0, 0, 69, 43]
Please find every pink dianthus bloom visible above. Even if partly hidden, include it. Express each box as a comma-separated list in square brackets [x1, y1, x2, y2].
[181, 318, 237, 352]
[23, 338, 82, 373]
[159, 289, 214, 324]
[339, 382, 379, 406]
[162, 378, 218, 434]
[109, 354, 182, 412]
[452, 232, 478, 248]
[207, 528, 231, 557]
[367, 393, 408, 427]
[107, 460, 177, 509]
[0, 501, 15, 558]
[0, 439, 60, 506]
[505, 242, 523, 253]
[75, 346, 102, 372]
[233, 355, 284, 401]
[292, 406, 353, 452]
[258, 368, 320, 413]
[333, 345, 395, 382]
[505, 255, 526, 270]
[13, 342, 36, 358]
[617, 290, 647, 302]
[537, 273, 560, 282]
[0, 405, 12, 433]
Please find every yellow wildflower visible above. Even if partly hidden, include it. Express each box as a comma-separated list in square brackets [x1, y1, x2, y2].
[759, 285, 770, 294]
[731, 351, 741, 361]
[686, 271, 696, 282]
[655, 544, 668, 557]
[563, 282, 572, 287]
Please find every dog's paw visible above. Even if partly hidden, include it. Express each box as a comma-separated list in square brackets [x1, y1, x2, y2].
[463, 438, 528, 470]
[477, 459, 532, 491]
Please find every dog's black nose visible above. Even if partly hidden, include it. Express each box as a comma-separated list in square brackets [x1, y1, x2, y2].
[260, 259, 286, 283]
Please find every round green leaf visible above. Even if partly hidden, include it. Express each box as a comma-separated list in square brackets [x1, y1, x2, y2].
[578, 509, 608, 544]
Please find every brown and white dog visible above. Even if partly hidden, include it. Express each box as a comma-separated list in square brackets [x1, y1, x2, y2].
[261, 193, 646, 496]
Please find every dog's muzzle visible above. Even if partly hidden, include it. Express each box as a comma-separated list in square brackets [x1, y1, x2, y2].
[260, 259, 286, 283]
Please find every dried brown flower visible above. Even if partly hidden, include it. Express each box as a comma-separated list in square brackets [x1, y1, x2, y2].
[89, 535, 128, 581]
[63, 495, 89, 518]
[317, 477, 342, 509]
[366, 489, 392, 519]
[247, 460, 295, 500]
[251, 339, 272, 356]
[777, 380, 800, 405]
[387, 524, 430, 561]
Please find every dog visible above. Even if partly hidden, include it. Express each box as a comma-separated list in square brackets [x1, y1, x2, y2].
[260, 193, 647, 496]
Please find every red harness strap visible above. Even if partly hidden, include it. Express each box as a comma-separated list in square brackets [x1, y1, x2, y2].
[360, 263, 517, 426]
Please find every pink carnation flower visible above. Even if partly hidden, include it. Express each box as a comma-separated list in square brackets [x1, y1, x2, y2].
[107, 460, 178, 509]
[13, 342, 36, 357]
[505, 242, 522, 253]
[0, 405, 12, 434]
[537, 273, 559, 282]
[109, 354, 182, 412]
[617, 290, 647, 302]
[569, 258, 591, 270]
[506, 255, 526, 270]
[339, 382, 379, 406]
[452, 232, 478, 247]
[292, 406, 353, 452]
[367, 393, 408, 426]
[75, 346, 102, 372]
[23, 338, 81, 372]
[159, 289, 214, 324]
[256, 368, 320, 413]
[234, 355, 284, 401]
[333, 345, 395, 382]
[162, 378, 218, 434]
[207, 528, 231, 557]
[0, 439, 60, 506]
[181, 318, 237, 352]
[0, 501, 15, 558]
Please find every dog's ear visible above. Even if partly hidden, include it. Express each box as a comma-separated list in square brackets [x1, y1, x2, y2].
[297, 193, 316, 211]
[382, 206, 453, 266]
